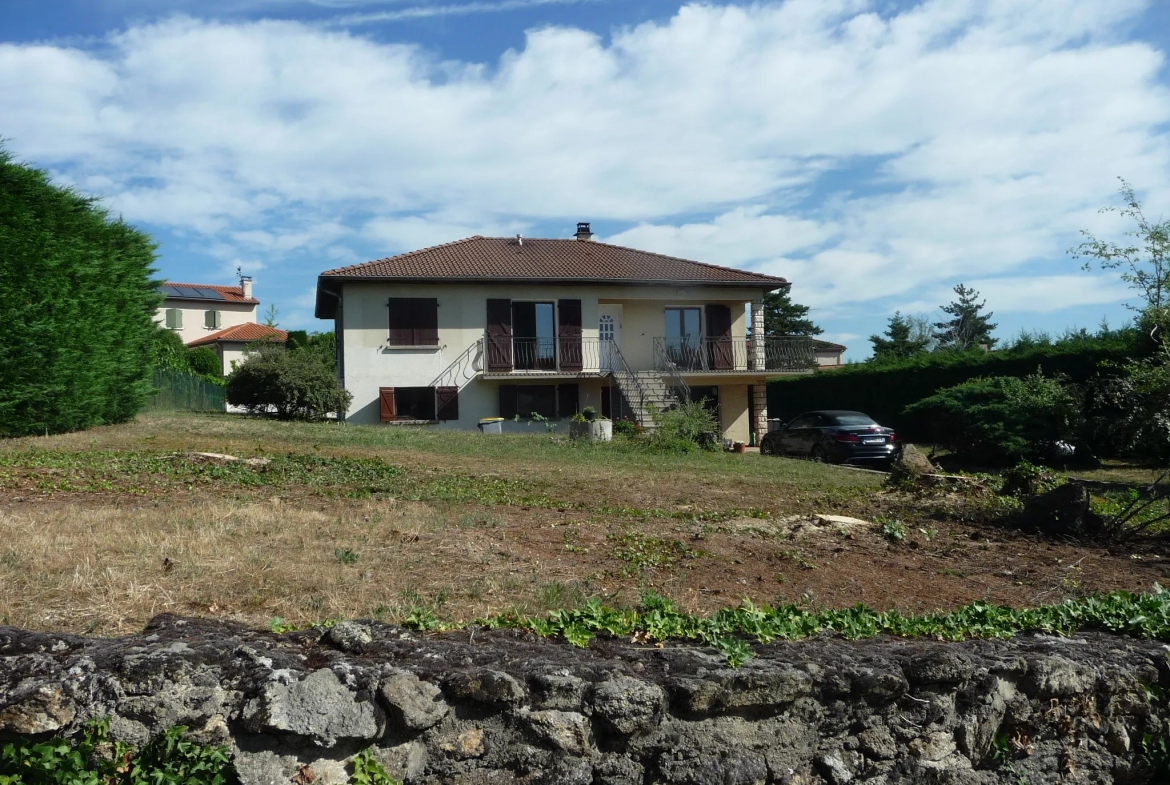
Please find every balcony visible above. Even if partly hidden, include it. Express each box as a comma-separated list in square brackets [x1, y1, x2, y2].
[653, 336, 817, 374]
[480, 336, 611, 378]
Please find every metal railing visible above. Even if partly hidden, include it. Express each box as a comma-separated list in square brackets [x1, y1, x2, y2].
[430, 338, 484, 389]
[652, 338, 690, 403]
[482, 336, 608, 375]
[608, 342, 652, 425]
[652, 336, 817, 373]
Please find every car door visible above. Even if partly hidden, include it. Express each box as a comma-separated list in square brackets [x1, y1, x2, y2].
[800, 413, 829, 455]
[778, 415, 814, 454]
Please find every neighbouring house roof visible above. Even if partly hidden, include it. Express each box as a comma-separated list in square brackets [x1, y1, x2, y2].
[187, 323, 287, 347]
[814, 340, 847, 352]
[160, 282, 259, 305]
[315, 236, 788, 318]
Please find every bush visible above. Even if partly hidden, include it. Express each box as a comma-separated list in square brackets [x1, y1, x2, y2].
[1083, 357, 1170, 461]
[187, 346, 222, 378]
[612, 417, 640, 437]
[226, 342, 351, 420]
[904, 371, 1083, 466]
[0, 148, 160, 436]
[650, 400, 719, 453]
[767, 329, 1141, 441]
[152, 328, 191, 372]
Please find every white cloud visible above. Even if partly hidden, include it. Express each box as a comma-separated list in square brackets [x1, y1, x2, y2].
[1, 0, 1168, 331]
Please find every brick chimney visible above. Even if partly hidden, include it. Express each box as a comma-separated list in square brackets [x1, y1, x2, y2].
[574, 222, 593, 241]
[240, 275, 253, 300]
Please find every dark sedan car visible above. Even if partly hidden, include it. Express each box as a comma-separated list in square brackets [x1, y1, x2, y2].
[760, 410, 899, 465]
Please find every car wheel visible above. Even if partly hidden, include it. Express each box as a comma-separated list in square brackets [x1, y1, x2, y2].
[810, 445, 827, 463]
[760, 439, 775, 455]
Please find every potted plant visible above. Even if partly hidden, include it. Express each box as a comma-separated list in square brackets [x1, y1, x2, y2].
[568, 406, 612, 441]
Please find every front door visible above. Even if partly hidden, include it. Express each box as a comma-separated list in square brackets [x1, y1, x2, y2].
[599, 304, 623, 371]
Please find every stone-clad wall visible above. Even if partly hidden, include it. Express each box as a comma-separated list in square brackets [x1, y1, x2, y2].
[2, 615, 1168, 784]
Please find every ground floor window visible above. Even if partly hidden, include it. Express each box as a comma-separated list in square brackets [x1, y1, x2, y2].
[499, 383, 577, 420]
[379, 386, 458, 422]
[395, 387, 436, 421]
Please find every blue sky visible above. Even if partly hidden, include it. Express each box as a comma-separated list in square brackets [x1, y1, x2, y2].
[4, 0, 1170, 357]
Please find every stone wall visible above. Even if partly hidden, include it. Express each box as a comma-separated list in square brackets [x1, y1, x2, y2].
[2, 615, 1168, 784]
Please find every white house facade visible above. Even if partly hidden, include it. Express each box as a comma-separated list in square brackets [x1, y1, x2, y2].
[314, 225, 816, 445]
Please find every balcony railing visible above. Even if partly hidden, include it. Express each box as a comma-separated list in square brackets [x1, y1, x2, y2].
[482, 336, 611, 376]
[652, 336, 817, 374]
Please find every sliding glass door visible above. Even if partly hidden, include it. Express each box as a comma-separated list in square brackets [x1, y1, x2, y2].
[513, 302, 556, 370]
[664, 307, 701, 369]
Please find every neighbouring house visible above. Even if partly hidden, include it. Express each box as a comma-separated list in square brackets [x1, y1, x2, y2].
[814, 340, 848, 367]
[313, 224, 817, 445]
[156, 277, 286, 375]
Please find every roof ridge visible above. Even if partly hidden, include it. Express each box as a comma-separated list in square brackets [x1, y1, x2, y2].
[164, 282, 243, 289]
[322, 235, 486, 276]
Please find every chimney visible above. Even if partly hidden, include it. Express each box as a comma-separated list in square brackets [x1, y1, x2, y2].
[240, 275, 253, 300]
[574, 222, 593, 241]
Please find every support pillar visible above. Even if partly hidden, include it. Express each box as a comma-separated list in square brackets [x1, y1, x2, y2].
[752, 381, 769, 444]
[750, 299, 766, 372]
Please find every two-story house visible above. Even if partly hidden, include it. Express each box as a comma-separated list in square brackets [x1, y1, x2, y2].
[156, 277, 286, 375]
[313, 224, 815, 444]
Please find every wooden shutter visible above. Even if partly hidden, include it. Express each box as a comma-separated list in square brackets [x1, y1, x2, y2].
[166, 308, 182, 329]
[388, 299, 414, 345]
[379, 387, 396, 422]
[436, 386, 459, 420]
[706, 304, 734, 370]
[416, 298, 438, 346]
[557, 299, 583, 372]
[486, 299, 513, 371]
[558, 384, 579, 419]
[498, 384, 517, 419]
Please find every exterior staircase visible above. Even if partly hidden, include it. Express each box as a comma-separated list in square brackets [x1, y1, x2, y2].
[610, 367, 686, 429]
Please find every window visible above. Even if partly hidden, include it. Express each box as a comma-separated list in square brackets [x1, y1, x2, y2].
[394, 387, 436, 421]
[204, 310, 222, 329]
[512, 301, 556, 370]
[664, 307, 701, 368]
[165, 308, 183, 329]
[499, 384, 558, 420]
[388, 298, 439, 346]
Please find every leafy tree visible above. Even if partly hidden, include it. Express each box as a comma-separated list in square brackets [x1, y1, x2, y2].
[905, 371, 1083, 465]
[226, 342, 351, 420]
[762, 285, 823, 336]
[1072, 178, 1170, 340]
[187, 346, 223, 378]
[933, 284, 998, 351]
[0, 147, 160, 436]
[152, 328, 191, 372]
[870, 312, 930, 362]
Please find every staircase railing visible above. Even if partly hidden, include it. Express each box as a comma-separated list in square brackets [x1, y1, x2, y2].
[608, 342, 653, 426]
[652, 338, 691, 404]
[429, 338, 484, 390]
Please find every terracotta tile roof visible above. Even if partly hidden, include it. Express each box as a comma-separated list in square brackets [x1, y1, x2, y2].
[814, 340, 848, 351]
[320, 236, 788, 287]
[187, 323, 288, 347]
[161, 282, 259, 304]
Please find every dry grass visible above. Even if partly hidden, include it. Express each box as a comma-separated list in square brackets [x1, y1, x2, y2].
[2, 412, 1167, 637]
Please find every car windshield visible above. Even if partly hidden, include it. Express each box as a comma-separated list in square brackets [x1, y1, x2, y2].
[828, 414, 877, 426]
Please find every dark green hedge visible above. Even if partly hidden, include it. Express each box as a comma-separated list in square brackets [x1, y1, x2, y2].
[767, 335, 1142, 440]
[0, 148, 160, 436]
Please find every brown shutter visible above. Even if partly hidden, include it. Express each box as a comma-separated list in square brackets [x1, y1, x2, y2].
[557, 299, 582, 373]
[486, 299, 513, 372]
[416, 298, 438, 345]
[436, 386, 459, 420]
[499, 384, 517, 419]
[379, 387, 396, 422]
[706, 304, 733, 370]
[558, 384, 579, 419]
[388, 299, 411, 346]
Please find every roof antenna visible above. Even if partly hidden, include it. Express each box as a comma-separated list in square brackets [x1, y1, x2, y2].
[516, 233, 523, 246]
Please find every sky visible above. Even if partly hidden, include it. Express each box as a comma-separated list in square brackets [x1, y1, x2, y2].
[3, 0, 1170, 358]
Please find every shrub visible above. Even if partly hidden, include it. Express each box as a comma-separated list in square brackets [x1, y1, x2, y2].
[905, 371, 1083, 465]
[768, 328, 1141, 440]
[152, 328, 191, 372]
[187, 346, 222, 378]
[1083, 357, 1170, 461]
[226, 342, 351, 420]
[612, 417, 639, 437]
[649, 400, 719, 453]
[0, 148, 160, 436]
